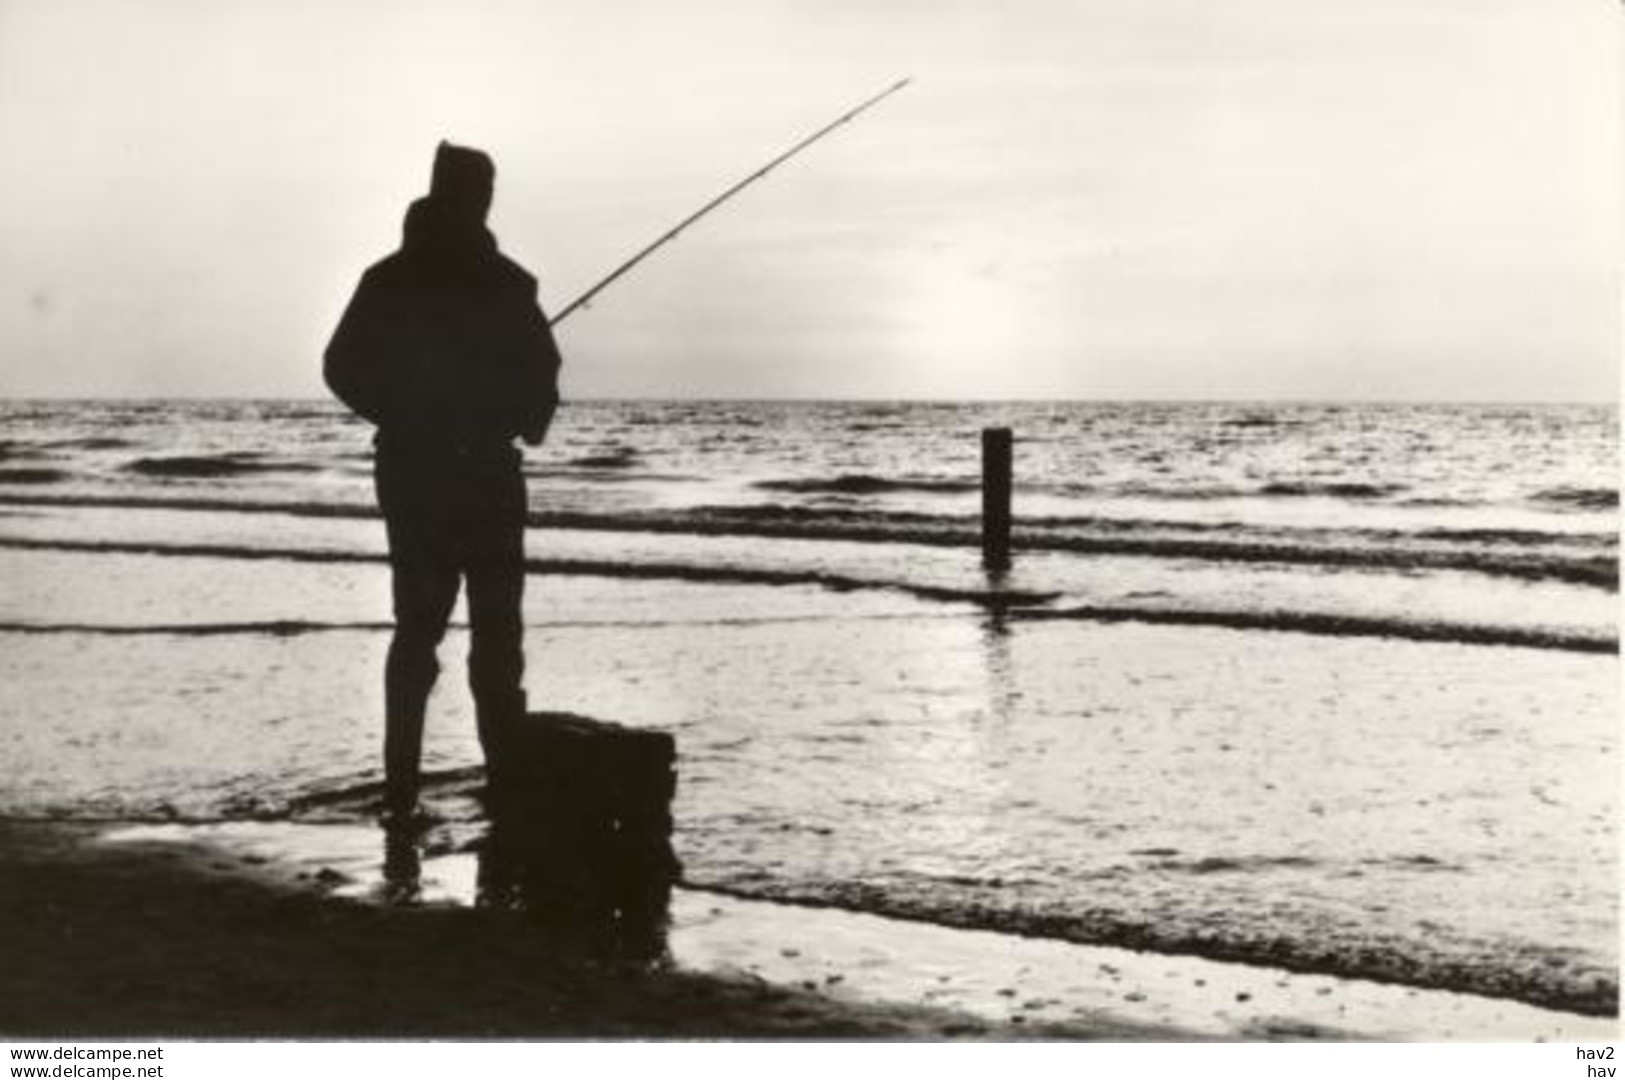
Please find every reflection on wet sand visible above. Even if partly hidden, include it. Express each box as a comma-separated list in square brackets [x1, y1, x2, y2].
[379, 707, 681, 963]
[378, 813, 676, 963]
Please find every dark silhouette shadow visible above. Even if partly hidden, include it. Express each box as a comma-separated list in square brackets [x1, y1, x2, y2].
[380, 825, 423, 905]
[324, 141, 563, 821]
[373, 796, 673, 962]
[478, 712, 678, 960]
[476, 805, 674, 963]
[368, 711, 679, 959]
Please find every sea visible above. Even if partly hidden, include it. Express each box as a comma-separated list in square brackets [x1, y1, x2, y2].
[0, 399, 1617, 1016]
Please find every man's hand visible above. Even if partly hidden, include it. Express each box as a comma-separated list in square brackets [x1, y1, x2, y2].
[519, 399, 557, 447]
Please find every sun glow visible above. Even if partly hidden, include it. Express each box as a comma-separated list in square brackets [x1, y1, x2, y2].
[893, 254, 1049, 397]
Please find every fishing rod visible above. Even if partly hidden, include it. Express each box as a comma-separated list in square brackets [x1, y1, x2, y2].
[549, 76, 912, 326]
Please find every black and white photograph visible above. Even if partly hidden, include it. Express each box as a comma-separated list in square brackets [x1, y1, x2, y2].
[0, 0, 1617, 1060]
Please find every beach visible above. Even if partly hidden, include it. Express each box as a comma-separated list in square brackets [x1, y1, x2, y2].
[2, 818, 1612, 1040]
[0, 820, 1068, 1039]
[0, 399, 1617, 1038]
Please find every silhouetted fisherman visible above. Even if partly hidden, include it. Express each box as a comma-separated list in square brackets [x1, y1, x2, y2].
[325, 142, 562, 824]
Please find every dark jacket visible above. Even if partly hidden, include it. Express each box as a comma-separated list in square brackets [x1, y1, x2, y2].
[324, 198, 562, 448]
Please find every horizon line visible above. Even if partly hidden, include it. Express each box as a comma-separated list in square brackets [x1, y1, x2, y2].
[0, 393, 1617, 408]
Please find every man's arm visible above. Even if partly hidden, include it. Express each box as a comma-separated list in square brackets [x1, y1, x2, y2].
[516, 283, 563, 447]
[323, 269, 393, 425]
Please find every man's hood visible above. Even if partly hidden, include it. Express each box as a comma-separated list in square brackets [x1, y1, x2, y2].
[401, 197, 497, 260]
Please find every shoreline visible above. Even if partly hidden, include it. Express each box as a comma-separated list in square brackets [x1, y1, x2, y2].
[3, 818, 1614, 1042]
[0, 819, 1142, 1040]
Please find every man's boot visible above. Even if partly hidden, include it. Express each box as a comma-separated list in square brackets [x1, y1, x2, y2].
[475, 688, 527, 812]
[383, 645, 438, 825]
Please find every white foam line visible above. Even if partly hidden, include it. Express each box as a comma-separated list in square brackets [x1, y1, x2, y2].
[664, 890, 1618, 1042]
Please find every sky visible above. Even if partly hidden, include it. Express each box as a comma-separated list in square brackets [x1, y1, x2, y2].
[0, 0, 1617, 400]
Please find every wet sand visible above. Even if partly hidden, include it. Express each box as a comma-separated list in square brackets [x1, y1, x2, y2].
[2, 819, 1613, 1041]
[0, 820, 1164, 1040]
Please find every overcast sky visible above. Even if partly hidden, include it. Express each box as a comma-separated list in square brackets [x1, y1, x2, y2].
[0, 0, 1617, 400]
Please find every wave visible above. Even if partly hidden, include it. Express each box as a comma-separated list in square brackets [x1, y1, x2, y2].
[1072, 482, 1246, 502]
[1, 490, 1615, 588]
[257, 406, 344, 421]
[1400, 496, 1478, 509]
[1531, 486, 1619, 511]
[1053, 480, 1406, 502]
[0, 764, 479, 826]
[126, 454, 321, 478]
[0, 619, 392, 636]
[1047, 478, 1606, 509]
[0, 492, 382, 519]
[565, 447, 641, 469]
[652, 505, 1616, 589]
[284, 765, 487, 821]
[754, 475, 980, 496]
[0, 534, 1613, 653]
[526, 468, 701, 485]
[0, 468, 70, 485]
[1413, 526, 1615, 547]
[1220, 414, 1295, 430]
[0, 535, 1060, 609]
[50, 436, 136, 451]
[1143, 854, 1321, 874]
[1258, 481, 1407, 500]
[1006, 605, 1614, 654]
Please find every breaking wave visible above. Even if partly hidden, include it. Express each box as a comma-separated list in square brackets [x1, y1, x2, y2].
[1531, 486, 1618, 511]
[0, 490, 1615, 589]
[126, 454, 322, 478]
[1258, 481, 1408, 500]
[565, 447, 641, 469]
[0, 533, 1611, 653]
[754, 475, 981, 496]
[0, 468, 70, 485]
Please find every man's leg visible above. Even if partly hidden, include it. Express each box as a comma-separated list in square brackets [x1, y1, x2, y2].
[383, 535, 459, 818]
[464, 461, 527, 787]
[379, 461, 460, 821]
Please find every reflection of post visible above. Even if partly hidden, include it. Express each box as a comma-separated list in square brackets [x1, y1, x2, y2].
[980, 610, 1017, 725]
[982, 427, 1013, 571]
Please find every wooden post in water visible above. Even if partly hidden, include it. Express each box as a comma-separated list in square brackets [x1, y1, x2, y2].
[982, 427, 1013, 571]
